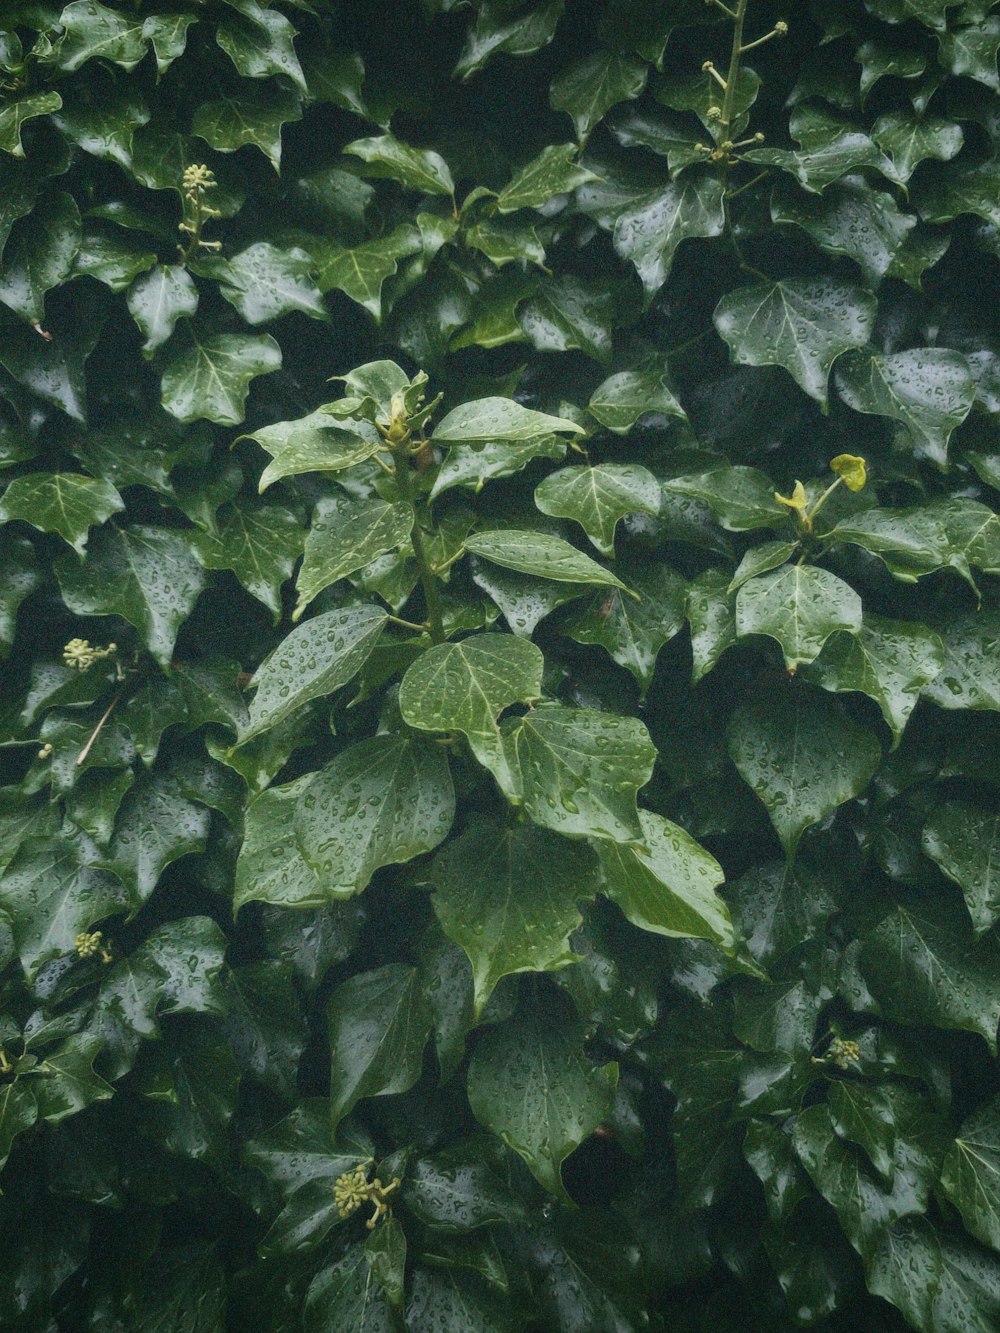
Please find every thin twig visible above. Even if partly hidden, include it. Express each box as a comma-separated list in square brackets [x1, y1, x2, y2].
[76, 689, 123, 766]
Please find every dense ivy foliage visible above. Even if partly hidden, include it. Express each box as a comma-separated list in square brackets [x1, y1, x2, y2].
[1, 0, 1000, 1327]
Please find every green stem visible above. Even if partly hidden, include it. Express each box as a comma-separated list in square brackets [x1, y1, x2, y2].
[720, 0, 749, 136]
[391, 440, 446, 645]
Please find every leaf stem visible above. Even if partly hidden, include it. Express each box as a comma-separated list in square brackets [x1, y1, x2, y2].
[390, 440, 446, 645]
[76, 688, 124, 767]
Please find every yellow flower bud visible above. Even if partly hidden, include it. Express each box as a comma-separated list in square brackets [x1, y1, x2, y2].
[774, 480, 808, 512]
[829, 454, 867, 491]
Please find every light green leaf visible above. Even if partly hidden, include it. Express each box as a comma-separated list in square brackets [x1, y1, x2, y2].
[53, 1, 147, 73]
[923, 802, 1000, 934]
[206, 242, 326, 325]
[234, 778, 325, 912]
[656, 65, 760, 135]
[127, 265, 198, 355]
[736, 565, 862, 670]
[496, 143, 597, 213]
[327, 963, 431, 1129]
[728, 542, 798, 594]
[464, 216, 546, 267]
[160, 331, 282, 426]
[728, 684, 881, 857]
[941, 1095, 1000, 1251]
[242, 604, 388, 741]
[430, 817, 600, 1016]
[0, 192, 81, 325]
[871, 111, 964, 182]
[431, 435, 566, 499]
[686, 568, 737, 682]
[835, 349, 975, 466]
[587, 368, 686, 433]
[550, 49, 647, 140]
[433, 397, 584, 442]
[243, 410, 383, 492]
[0, 472, 123, 556]
[613, 176, 725, 297]
[499, 703, 655, 842]
[534, 464, 659, 555]
[190, 497, 303, 620]
[295, 734, 455, 894]
[192, 84, 302, 170]
[465, 530, 632, 594]
[467, 987, 617, 1200]
[471, 559, 588, 636]
[343, 134, 454, 197]
[215, 2, 305, 92]
[714, 279, 877, 405]
[307, 223, 422, 318]
[142, 12, 197, 75]
[663, 466, 784, 532]
[594, 808, 734, 951]
[0, 92, 62, 157]
[295, 495, 413, 620]
[807, 613, 944, 745]
[55, 524, 206, 665]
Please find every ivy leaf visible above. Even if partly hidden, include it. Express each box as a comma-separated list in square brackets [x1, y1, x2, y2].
[404, 1268, 518, 1330]
[71, 224, 156, 292]
[241, 604, 388, 741]
[518, 274, 632, 365]
[656, 65, 760, 136]
[191, 84, 302, 170]
[190, 497, 303, 621]
[613, 176, 725, 297]
[0, 192, 81, 326]
[206, 242, 327, 325]
[871, 112, 964, 182]
[327, 964, 431, 1130]
[728, 683, 882, 857]
[729, 542, 799, 594]
[465, 530, 633, 594]
[714, 279, 877, 405]
[53, 1, 147, 73]
[938, 15, 1000, 88]
[0, 319, 91, 423]
[243, 410, 383, 492]
[0, 1083, 37, 1172]
[940, 1095, 1000, 1251]
[771, 177, 917, 287]
[687, 568, 737, 682]
[343, 134, 454, 198]
[495, 143, 598, 213]
[499, 704, 656, 842]
[102, 769, 210, 905]
[915, 156, 1000, 228]
[922, 802, 1000, 934]
[834, 349, 976, 466]
[30, 1033, 113, 1124]
[0, 532, 43, 655]
[53, 75, 149, 170]
[234, 778, 324, 912]
[304, 1246, 393, 1331]
[431, 435, 566, 499]
[864, 0, 961, 29]
[663, 467, 784, 532]
[307, 223, 422, 319]
[922, 611, 1000, 711]
[806, 614, 944, 746]
[55, 524, 206, 665]
[594, 809, 734, 951]
[860, 896, 1000, 1052]
[550, 49, 647, 140]
[0, 472, 123, 556]
[587, 368, 686, 432]
[434, 397, 585, 443]
[295, 495, 413, 620]
[828, 1082, 897, 1185]
[295, 734, 455, 895]
[736, 565, 862, 670]
[430, 817, 600, 1016]
[828, 501, 1000, 585]
[142, 13, 197, 75]
[744, 105, 902, 192]
[399, 633, 543, 786]
[215, 3, 306, 92]
[471, 558, 588, 637]
[467, 986, 617, 1200]
[534, 465, 659, 556]
[0, 92, 62, 157]
[160, 331, 282, 426]
[126, 265, 198, 355]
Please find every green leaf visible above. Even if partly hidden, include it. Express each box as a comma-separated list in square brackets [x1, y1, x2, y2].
[191, 83, 302, 170]
[295, 495, 413, 620]
[728, 541, 798, 594]
[464, 530, 632, 594]
[835, 349, 976, 466]
[243, 411, 383, 492]
[941, 1094, 1000, 1252]
[938, 15, 1000, 90]
[399, 632, 543, 785]
[206, 242, 326, 325]
[307, 223, 421, 319]
[432, 434, 566, 499]
[53, 1, 147, 73]
[433, 396, 585, 442]
[865, 0, 962, 29]
[234, 777, 323, 912]
[550, 49, 647, 140]
[215, 2, 305, 92]
[403, 1140, 526, 1230]
[495, 143, 597, 213]
[613, 175, 726, 297]
[71, 224, 156, 292]
[915, 156, 1000, 228]
[728, 683, 882, 857]
[102, 769, 210, 904]
[0, 531, 43, 655]
[663, 467, 784, 532]
[499, 703, 656, 842]
[564, 553, 687, 693]
[534, 465, 659, 555]
[0, 192, 81, 325]
[190, 496, 302, 620]
[161, 331, 281, 427]
[55, 524, 206, 665]
[471, 558, 588, 636]
[714, 279, 877, 405]
[466, 986, 617, 1200]
[126, 265, 198, 355]
[869, 1218, 1000, 1333]
[0, 472, 123, 555]
[594, 808, 734, 951]
[241, 604, 387, 741]
[30, 1032, 113, 1124]
[0, 92, 62, 157]
[829, 500, 1000, 585]
[828, 1081, 897, 1185]
[587, 368, 685, 433]
[453, 0, 564, 80]
[430, 816, 599, 1016]
[744, 105, 902, 192]
[687, 567, 737, 682]
[53, 76, 148, 168]
[656, 65, 760, 135]
[922, 611, 1000, 711]
[771, 177, 917, 287]
[304, 1245, 393, 1332]
[142, 12, 197, 75]
[295, 734, 455, 894]
[404, 1268, 518, 1331]
[736, 565, 863, 670]
[518, 274, 632, 365]
[922, 802, 1000, 934]
[871, 111, 964, 182]
[327, 963, 431, 1130]
[0, 318, 91, 422]
[343, 133, 454, 197]
[464, 216, 546, 268]
[860, 896, 1000, 1052]
[0, 1082, 37, 1171]
[807, 614, 944, 745]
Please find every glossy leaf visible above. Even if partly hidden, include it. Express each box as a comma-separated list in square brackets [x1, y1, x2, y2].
[160, 331, 282, 427]
[465, 530, 632, 593]
[495, 143, 597, 213]
[941, 1095, 1000, 1252]
[922, 802, 1000, 934]
[835, 349, 976, 465]
[550, 49, 647, 140]
[0, 472, 122, 556]
[735, 565, 863, 670]
[295, 495, 413, 620]
[126, 265, 198, 355]
[534, 465, 659, 555]
[343, 133, 454, 197]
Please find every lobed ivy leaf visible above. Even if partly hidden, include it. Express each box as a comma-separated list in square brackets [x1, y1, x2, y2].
[940, 1095, 1000, 1252]
[433, 396, 584, 443]
[215, 1, 306, 91]
[613, 175, 725, 298]
[735, 565, 863, 670]
[53, 0, 147, 73]
[534, 464, 660, 555]
[295, 494, 413, 620]
[126, 264, 198, 355]
[160, 331, 282, 426]
[495, 143, 598, 213]
[191, 84, 303, 170]
[922, 802, 1000, 934]
[204, 242, 327, 326]
[0, 92, 62, 157]
[922, 611, 1000, 712]
[191, 496, 304, 620]
[0, 472, 123, 556]
[550, 49, 647, 141]
[587, 368, 686, 432]
[343, 133, 454, 198]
